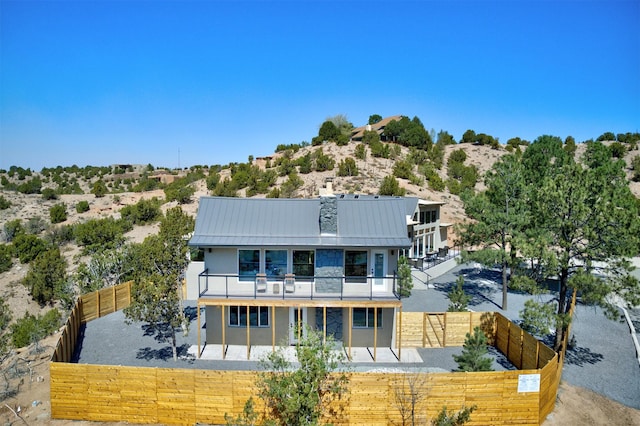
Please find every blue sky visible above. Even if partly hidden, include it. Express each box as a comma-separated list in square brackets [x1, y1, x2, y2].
[1, 0, 638, 171]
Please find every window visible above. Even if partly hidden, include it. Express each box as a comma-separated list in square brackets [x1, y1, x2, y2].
[431, 210, 437, 223]
[293, 250, 315, 279]
[352, 308, 383, 328]
[265, 250, 287, 280]
[239, 250, 260, 281]
[345, 251, 367, 283]
[229, 306, 270, 327]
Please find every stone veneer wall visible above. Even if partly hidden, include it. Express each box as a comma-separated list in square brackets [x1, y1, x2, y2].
[319, 196, 338, 234]
[316, 248, 343, 293]
[315, 307, 343, 340]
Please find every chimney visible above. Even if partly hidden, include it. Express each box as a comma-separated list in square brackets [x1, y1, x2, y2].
[319, 177, 334, 196]
[319, 196, 338, 235]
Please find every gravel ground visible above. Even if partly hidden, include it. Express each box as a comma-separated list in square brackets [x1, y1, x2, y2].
[72, 262, 640, 409]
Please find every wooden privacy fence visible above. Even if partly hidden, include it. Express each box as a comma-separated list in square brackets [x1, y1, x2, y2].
[51, 362, 557, 425]
[52, 281, 132, 363]
[50, 284, 563, 425]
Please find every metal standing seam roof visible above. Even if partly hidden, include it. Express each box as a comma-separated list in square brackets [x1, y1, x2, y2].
[189, 196, 411, 248]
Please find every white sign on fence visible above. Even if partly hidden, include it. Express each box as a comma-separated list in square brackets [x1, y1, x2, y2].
[517, 374, 540, 393]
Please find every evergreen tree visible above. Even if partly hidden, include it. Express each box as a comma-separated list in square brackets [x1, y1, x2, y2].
[379, 175, 405, 196]
[397, 256, 413, 298]
[453, 327, 493, 372]
[447, 276, 471, 312]
[23, 247, 67, 305]
[458, 154, 528, 310]
[124, 207, 194, 361]
[522, 138, 640, 349]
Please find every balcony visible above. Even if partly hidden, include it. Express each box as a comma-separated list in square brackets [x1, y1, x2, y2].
[197, 270, 400, 301]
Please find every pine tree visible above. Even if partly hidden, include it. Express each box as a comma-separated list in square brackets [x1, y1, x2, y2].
[397, 256, 413, 298]
[453, 327, 493, 372]
[447, 276, 471, 312]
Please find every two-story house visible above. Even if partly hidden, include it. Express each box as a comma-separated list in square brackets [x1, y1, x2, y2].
[188, 195, 448, 360]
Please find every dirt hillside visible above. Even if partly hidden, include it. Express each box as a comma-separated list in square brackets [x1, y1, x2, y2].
[1, 140, 640, 425]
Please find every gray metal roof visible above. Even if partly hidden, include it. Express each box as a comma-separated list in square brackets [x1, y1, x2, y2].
[189, 196, 411, 248]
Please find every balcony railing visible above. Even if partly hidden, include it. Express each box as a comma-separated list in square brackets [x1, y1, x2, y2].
[409, 245, 460, 272]
[197, 270, 400, 301]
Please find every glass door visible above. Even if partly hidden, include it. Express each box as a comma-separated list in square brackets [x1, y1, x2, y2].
[372, 250, 386, 292]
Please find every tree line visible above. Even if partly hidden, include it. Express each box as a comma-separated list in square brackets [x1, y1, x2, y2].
[457, 136, 640, 350]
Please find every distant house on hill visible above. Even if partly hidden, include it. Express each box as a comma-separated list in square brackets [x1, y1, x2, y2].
[149, 169, 183, 185]
[350, 115, 404, 141]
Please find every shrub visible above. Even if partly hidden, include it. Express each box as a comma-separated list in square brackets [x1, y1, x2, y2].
[76, 200, 90, 213]
[0, 244, 13, 273]
[91, 179, 108, 197]
[49, 203, 67, 224]
[0, 194, 12, 210]
[12, 234, 48, 263]
[0, 296, 11, 357]
[2, 219, 23, 242]
[205, 173, 220, 191]
[448, 148, 467, 164]
[631, 155, 640, 182]
[432, 405, 476, 426]
[609, 142, 626, 158]
[25, 216, 47, 234]
[446, 178, 461, 195]
[132, 175, 160, 192]
[16, 177, 42, 194]
[41, 187, 58, 200]
[11, 309, 62, 348]
[23, 247, 67, 305]
[45, 224, 75, 246]
[379, 175, 406, 196]
[370, 140, 390, 158]
[393, 159, 414, 180]
[354, 143, 367, 160]
[337, 157, 359, 177]
[409, 174, 424, 186]
[74, 217, 130, 253]
[313, 148, 335, 172]
[164, 181, 195, 204]
[120, 197, 162, 225]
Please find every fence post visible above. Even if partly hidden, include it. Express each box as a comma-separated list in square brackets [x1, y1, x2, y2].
[422, 313, 427, 348]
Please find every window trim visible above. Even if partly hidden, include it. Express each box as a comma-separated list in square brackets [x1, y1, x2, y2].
[345, 250, 368, 284]
[293, 249, 315, 280]
[352, 307, 383, 328]
[238, 249, 260, 282]
[265, 249, 287, 280]
[228, 305, 270, 328]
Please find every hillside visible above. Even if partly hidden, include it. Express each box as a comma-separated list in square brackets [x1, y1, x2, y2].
[1, 140, 639, 324]
[1, 137, 640, 425]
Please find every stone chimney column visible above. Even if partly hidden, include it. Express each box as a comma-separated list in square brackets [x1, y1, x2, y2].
[319, 196, 337, 235]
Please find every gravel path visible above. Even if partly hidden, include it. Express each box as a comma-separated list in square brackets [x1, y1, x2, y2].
[72, 262, 640, 409]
